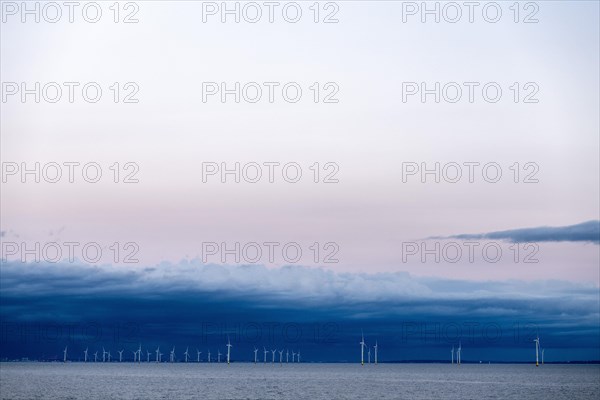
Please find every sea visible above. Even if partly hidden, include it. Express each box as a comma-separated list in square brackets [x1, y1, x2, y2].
[1, 362, 598, 399]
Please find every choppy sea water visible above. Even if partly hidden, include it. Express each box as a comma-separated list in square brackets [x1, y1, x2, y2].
[1, 363, 598, 400]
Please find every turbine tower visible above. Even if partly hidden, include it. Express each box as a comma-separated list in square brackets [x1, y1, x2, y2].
[63, 346, 68, 363]
[84, 348, 88, 363]
[457, 342, 462, 366]
[263, 347, 268, 363]
[118, 349, 124, 362]
[155, 346, 160, 363]
[451, 346, 454, 364]
[137, 344, 142, 363]
[107, 351, 112, 362]
[279, 350, 283, 365]
[254, 347, 258, 364]
[374, 341, 378, 365]
[368, 347, 371, 364]
[93, 351, 98, 362]
[102, 347, 106, 363]
[170, 347, 175, 363]
[297, 351, 301, 363]
[292, 350, 296, 363]
[132, 350, 137, 362]
[226, 337, 232, 365]
[217, 350, 221, 363]
[360, 331, 366, 366]
[534, 335, 540, 367]
[197, 349, 202, 363]
[542, 348, 545, 365]
[147, 351, 151, 362]
[208, 350, 211, 363]
[184, 347, 189, 363]
[271, 349, 276, 363]
[286, 349, 289, 363]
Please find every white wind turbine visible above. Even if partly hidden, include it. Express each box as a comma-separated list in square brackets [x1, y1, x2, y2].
[226, 337, 232, 365]
[155, 346, 160, 363]
[374, 342, 378, 365]
[137, 344, 142, 363]
[271, 349, 276, 363]
[292, 350, 296, 363]
[542, 348, 545, 365]
[451, 346, 454, 364]
[263, 347, 268, 364]
[147, 350, 151, 362]
[118, 349, 124, 362]
[279, 350, 283, 365]
[457, 342, 462, 365]
[102, 347, 106, 362]
[208, 350, 211, 363]
[360, 331, 366, 366]
[297, 351, 301, 363]
[286, 349, 289, 363]
[93, 351, 98, 362]
[159, 351, 163, 362]
[107, 351, 112, 362]
[84, 348, 88, 363]
[184, 347, 190, 363]
[170, 347, 175, 363]
[254, 347, 258, 364]
[63, 346, 68, 363]
[368, 347, 371, 364]
[132, 350, 137, 363]
[534, 335, 540, 367]
[218, 350, 222, 363]
[197, 349, 202, 363]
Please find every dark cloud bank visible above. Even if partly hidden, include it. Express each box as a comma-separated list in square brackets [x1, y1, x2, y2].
[1, 260, 598, 362]
[437, 221, 600, 244]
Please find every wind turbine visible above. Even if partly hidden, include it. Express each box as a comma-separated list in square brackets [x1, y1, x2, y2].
[197, 349, 202, 363]
[170, 347, 175, 363]
[226, 337, 232, 365]
[137, 344, 142, 363]
[279, 350, 283, 365]
[534, 335, 540, 367]
[93, 351, 98, 362]
[132, 350, 137, 362]
[360, 331, 366, 366]
[159, 352, 163, 362]
[63, 346, 68, 363]
[271, 349, 276, 363]
[208, 350, 211, 363]
[297, 351, 301, 363]
[254, 347, 258, 364]
[147, 351, 151, 363]
[118, 349, 124, 362]
[155, 347, 160, 363]
[451, 346, 454, 364]
[457, 342, 462, 366]
[184, 347, 189, 363]
[83, 348, 88, 363]
[368, 347, 371, 364]
[292, 350, 296, 363]
[263, 347, 268, 363]
[217, 350, 222, 363]
[374, 342, 378, 365]
[102, 347, 106, 363]
[286, 349, 289, 363]
[542, 348, 545, 365]
[107, 351, 112, 362]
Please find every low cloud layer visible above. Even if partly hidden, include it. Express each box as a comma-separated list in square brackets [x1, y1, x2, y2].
[1, 260, 598, 362]
[436, 221, 600, 244]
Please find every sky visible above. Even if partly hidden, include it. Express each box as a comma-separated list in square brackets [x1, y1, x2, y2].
[1, 1, 599, 362]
